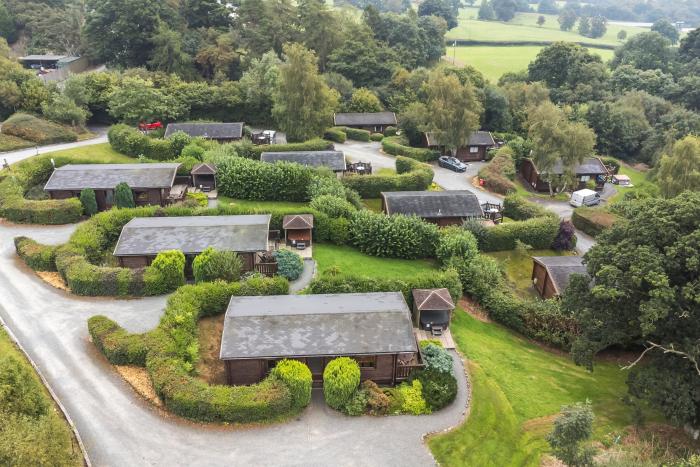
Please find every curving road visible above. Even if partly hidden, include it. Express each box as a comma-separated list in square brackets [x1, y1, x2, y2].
[0, 220, 469, 466]
[1, 125, 109, 166]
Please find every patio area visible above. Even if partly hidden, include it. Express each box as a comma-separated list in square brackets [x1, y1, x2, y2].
[415, 328, 456, 350]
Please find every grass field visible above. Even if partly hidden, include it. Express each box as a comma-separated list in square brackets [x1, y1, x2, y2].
[485, 248, 573, 299]
[313, 243, 437, 278]
[448, 45, 615, 82]
[31, 143, 136, 164]
[216, 197, 308, 209]
[429, 311, 651, 466]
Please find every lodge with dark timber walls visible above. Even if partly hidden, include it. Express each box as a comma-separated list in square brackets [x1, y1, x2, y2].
[164, 122, 244, 142]
[531, 256, 588, 299]
[424, 130, 497, 162]
[520, 157, 609, 192]
[381, 190, 485, 226]
[333, 111, 397, 133]
[219, 292, 423, 387]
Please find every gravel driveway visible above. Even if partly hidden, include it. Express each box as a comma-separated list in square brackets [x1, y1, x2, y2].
[0, 221, 469, 466]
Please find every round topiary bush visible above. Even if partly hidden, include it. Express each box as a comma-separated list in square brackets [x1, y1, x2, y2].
[271, 359, 312, 409]
[192, 247, 243, 283]
[323, 357, 360, 410]
[274, 249, 304, 281]
[370, 132, 384, 142]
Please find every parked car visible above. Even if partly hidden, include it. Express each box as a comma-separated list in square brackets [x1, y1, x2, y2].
[438, 156, 467, 172]
[570, 189, 601, 207]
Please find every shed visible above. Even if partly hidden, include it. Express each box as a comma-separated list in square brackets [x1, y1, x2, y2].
[191, 162, 217, 190]
[424, 131, 496, 162]
[260, 151, 346, 176]
[381, 190, 484, 226]
[612, 174, 632, 186]
[520, 157, 609, 192]
[220, 292, 422, 386]
[164, 123, 244, 142]
[531, 256, 588, 299]
[282, 214, 313, 249]
[333, 112, 397, 133]
[113, 215, 271, 272]
[43, 163, 181, 211]
[411, 288, 456, 334]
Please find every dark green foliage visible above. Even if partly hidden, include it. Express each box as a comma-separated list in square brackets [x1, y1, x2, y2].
[0, 355, 48, 418]
[108, 124, 185, 160]
[547, 401, 596, 466]
[503, 195, 553, 221]
[571, 208, 620, 237]
[309, 195, 356, 218]
[323, 357, 360, 410]
[143, 250, 186, 295]
[341, 127, 371, 142]
[328, 217, 351, 245]
[382, 136, 439, 162]
[323, 127, 347, 143]
[409, 368, 458, 411]
[349, 210, 439, 259]
[370, 132, 384, 142]
[1, 113, 77, 144]
[79, 188, 98, 216]
[384, 126, 397, 136]
[341, 156, 434, 198]
[342, 387, 369, 416]
[274, 249, 304, 281]
[611, 32, 673, 72]
[192, 247, 243, 283]
[87, 316, 149, 366]
[0, 176, 82, 225]
[114, 182, 135, 208]
[480, 216, 560, 251]
[421, 343, 454, 374]
[232, 138, 333, 161]
[435, 227, 478, 265]
[216, 156, 314, 202]
[14, 237, 57, 271]
[478, 147, 517, 195]
[270, 359, 312, 409]
[417, 0, 457, 29]
[552, 220, 577, 251]
[651, 19, 680, 45]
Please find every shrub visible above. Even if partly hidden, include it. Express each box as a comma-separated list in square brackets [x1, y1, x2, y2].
[0, 177, 82, 225]
[192, 247, 243, 283]
[216, 156, 314, 202]
[370, 132, 384, 142]
[478, 148, 517, 195]
[342, 127, 371, 142]
[114, 182, 135, 208]
[349, 210, 439, 259]
[0, 355, 49, 418]
[384, 126, 397, 137]
[571, 208, 620, 237]
[503, 195, 553, 221]
[274, 249, 304, 281]
[343, 388, 369, 416]
[419, 339, 443, 349]
[185, 191, 208, 207]
[552, 220, 577, 251]
[447, 254, 502, 301]
[231, 138, 333, 160]
[362, 380, 390, 415]
[421, 343, 454, 375]
[79, 188, 98, 216]
[14, 237, 57, 271]
[143, 250, 186, 295]
[393, 380, 430, 415]
[481, 216, 560, 251]
[328, 217, 351, 245]
[381, 136, 439, 162]
[342, 156, 433, 198]
[271, 359, 312, 409]
[1, 113, 77, 144]
[436, 228, 478, 265]
[410, 368, 458, 411]
[309, 194, 356, 218]
[462, 219, 489, 249]
[107, 124, 181, 160]
[324, 127, 346, 143]
[87, 315, 149, 365]
[180, 142, 205, 160]
[323, 357, 360, 410]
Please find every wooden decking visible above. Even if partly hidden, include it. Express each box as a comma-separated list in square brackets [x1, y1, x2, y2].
[280, 244, 312, 259]
[415, 328, 455, 350]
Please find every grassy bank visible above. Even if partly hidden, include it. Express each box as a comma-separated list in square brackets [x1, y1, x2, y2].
[10, 142, 135, 166]
[485, 248, 573, 299]
[313, 243, 437, 278]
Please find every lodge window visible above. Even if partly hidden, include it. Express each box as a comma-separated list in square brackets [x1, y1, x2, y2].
[354, 356, 377, 369]
[469, 146, 478, 153]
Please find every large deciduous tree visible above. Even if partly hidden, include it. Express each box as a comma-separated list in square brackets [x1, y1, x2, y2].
[558, 8, 577, 31]
[679, 27, 700, 60]
[107, 77, 187, 124]
[611, 32, 673, 72]
[651, 18, 680, 45]
[272, 43, 339, 142]
[239, 51, 280, 125]
[148, 23, 195, 78]
[417, 0, 458, 29]
[491, 0, 518, 21]
[298, 0, 342, 71]
[563, 193, 700, 428]
[657, 136, 700, 198]
[345, 88, 382, 113]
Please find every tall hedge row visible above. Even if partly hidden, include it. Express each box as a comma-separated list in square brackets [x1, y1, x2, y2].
[381, 136, 439, 162]
[349, 210, 439, 259]
[87, 278, 307, 423]
[14, 237, 57, 271]
[477, 147, 517, 195]
[234, 138, 334, 160]
[502, 195, 555, 221]
[571, 208, 620, 237]
[341, 156, 434, 198]
[480, 216, 560, 252]
[108, 124, 191, 161]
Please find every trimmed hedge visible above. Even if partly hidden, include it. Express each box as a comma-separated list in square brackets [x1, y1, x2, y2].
[477, 147, 517, 195]
[370, 133, 384, 142]
[571, 208, 620, 237]
[339, 127, 371, 142]
[409, 368, 457, 411]
[1, 113, 77, 144]
[271, 359, 312, 409]
[323, 357, 361, 410]
[108, 124, 186, 161]
[324, 128, 347, 143]
[503, 195, 555, 221]
[14, 237, 57, 271]
[381, 136, 439, 162]
[143, 250, 186, 295]
[88, 278, 301, 424]
[349, 210, 439, 259]
[480, 215, 560, 251]
[384, 126, 397, 137]
[234, 138, 334, 160]
[341, 156, 434, 198]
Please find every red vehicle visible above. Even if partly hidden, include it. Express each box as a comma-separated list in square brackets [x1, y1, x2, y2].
[138, 121, 163, 132]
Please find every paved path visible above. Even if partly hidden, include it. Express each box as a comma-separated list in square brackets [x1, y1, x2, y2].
[0, 220, 469, 466]
[289, 258, 317, 293]
[1, 125, 109, 165]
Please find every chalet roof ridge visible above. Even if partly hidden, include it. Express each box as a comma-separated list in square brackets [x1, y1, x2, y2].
[418, 289, 454, 310]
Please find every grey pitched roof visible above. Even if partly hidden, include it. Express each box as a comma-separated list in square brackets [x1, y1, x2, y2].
[334, 112, 397, 126]
[44, 163, 179, 191]
[164, 123, 244, 139]
[533, 256, 588, 295]
[220, 292, 417, 359]
[412, 288, 455, 311]
[113, 215, 271, 256]
[260, 151, 346, 171]
[282, 214, 314, 230]
[533, 157, 608, 176]
[20, 54, 68, 61]
[425, 131, 495, 147]
[191, 162, 217, 175]
[382, 191, 484, 218]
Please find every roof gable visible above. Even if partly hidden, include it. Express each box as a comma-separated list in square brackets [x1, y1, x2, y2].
[533, 256, 589, 295]
[282, 214, 314, 230]
[382, 190, 484, 218]
[412, 288, 455, 310]
[191, 162, 217, 175]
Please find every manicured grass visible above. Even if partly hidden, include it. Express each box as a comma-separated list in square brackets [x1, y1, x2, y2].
[362, 198, 382, 212]
[485, 248, 573, 299]
[0, 133, 33, 152]
[313, 243, 437, 278]
[448, 45, 614, 82]
[607, 160, 657, 203]
[429, 311, 648, 466]
[35, 143, 135, 164]
[217, 196, 308, 209]
[512, 177, 570, 201]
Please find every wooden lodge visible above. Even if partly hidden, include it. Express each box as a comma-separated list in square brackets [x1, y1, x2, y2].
[333, 112, 397, 133]
[424, 131, 497, 162]
[411, 288, 456, 335]
[43, 163, 183, 211]
[531, 256, 588, 299]
[113, 215, 271, 276]
[282, 214, 313, 251]
[260, 151, 346, 177]
[219, 292, 423, 386]
[191, 162, 217, 191]
[520, 157, 609, 192]
[164, 122, 244, 142]
[381, 190, 484, 226]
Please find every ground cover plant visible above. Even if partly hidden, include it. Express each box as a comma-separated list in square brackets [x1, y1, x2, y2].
[1, 113, 78, 145]
[0, 133, 33, 151]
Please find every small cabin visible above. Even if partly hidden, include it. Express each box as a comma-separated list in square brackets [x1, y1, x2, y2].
[219, 292, 423, 387]
[381, 190, 484, 227]
[164, 123, 244, 142]
[191, 162, 217, 191]
[282, 214, 313, 251]
[424, 131, 496, 162]
[333, 112, 397, 133]
[260, 151, 346, 177]
[411, 288, 456, 335]
[531, 256, 588, 299]
[520, 157, 609, 192]
[44, 163, 183, 211]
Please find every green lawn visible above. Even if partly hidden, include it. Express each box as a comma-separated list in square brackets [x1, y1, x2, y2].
[485, 248, 573, 299]
[29, 143, 135, 165]
[362, 198, 382, 212]
[429, 311, 648, 466]
[448, 45, 615, 82]
[313, 243, 437, 278]
[606, 160, 657, 204]
[216, 196, 308, 209]
[448, 7, 647, 46]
